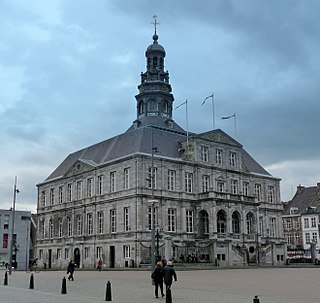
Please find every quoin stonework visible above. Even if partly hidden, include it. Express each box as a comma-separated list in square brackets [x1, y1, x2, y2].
[36, 29, 286, 269]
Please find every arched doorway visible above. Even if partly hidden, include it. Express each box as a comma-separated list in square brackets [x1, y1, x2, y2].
[198, 210, 209, 238]
[73, 248, 80, 268]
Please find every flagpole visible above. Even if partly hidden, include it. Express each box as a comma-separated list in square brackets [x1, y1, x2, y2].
[186, 99, 189, 146]
[175, 99, 189, 146]
[211, 93, 215, 129]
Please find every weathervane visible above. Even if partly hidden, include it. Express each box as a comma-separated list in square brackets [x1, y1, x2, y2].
[151, 15, 159, 35]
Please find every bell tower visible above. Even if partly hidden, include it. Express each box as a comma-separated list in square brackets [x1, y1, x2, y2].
[134, 16, 175, 129]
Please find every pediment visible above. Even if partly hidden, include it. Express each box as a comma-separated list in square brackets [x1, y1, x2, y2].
[64, 159, 97, 178]
[199, 129, 242, 147]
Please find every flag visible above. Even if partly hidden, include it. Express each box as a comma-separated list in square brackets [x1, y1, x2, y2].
[201, 94, 213, 106]
[221, 113, 235, 120]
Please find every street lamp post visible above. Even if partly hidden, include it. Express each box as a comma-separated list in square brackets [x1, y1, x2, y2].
[9, 176, 19, 275]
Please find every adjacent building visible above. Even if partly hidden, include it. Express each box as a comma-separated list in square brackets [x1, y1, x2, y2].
[0, 209, 34, 270]
[283, 184, 320, 262]
[36, 30, 286, 269]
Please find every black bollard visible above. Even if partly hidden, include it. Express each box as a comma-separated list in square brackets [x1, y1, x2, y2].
[166, 288, 172, 303]
[29, 273, 34, 289]
[253, 295, 260, 303]
[61, 277, 67, 294]
[105, 280, 112, 301]
[4, 271, 8, 286]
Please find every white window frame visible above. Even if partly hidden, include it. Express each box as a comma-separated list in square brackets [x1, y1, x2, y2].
[185, 172, 193, 193]
[186, 210, 194, 233]
[124, 168, 130, 189]
[124, 207, 130, 232]
[167, 170, 176, 191]
[110, 209, 117, 233]
[200, 145, 209, 162]
[202, 175, 210, 193]
[168, 208, 176, 232]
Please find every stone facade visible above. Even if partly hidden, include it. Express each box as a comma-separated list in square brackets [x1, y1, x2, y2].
[36, 30, 286, 269]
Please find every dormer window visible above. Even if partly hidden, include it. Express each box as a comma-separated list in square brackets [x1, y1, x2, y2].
[290, 207, 299, 215]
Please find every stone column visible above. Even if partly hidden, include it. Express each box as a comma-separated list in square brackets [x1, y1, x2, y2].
[164, 235, 173, 261]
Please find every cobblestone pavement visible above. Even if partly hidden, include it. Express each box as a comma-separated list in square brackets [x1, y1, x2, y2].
[1, 267, 320, 303]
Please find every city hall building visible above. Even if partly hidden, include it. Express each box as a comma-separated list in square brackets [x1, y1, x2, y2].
[36, 30, 286, 269]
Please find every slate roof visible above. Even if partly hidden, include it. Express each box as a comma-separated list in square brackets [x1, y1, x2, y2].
[283, 185, 320, 215]
[44, 126, 273, 183]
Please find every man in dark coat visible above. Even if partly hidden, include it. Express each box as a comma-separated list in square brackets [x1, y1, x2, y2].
[162, 261, 177, 290]
[67, 260, 75, 281]
[151, 261, 165, 298]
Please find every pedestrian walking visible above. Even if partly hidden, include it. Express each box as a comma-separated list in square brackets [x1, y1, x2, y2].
[97, 258, 103, 272]
[151, 261, 165, 298]
[67, 260, 75, 281]
[163, 261, 177, 291]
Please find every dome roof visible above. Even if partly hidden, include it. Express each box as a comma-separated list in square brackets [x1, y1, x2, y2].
[146, 34, 165, 54]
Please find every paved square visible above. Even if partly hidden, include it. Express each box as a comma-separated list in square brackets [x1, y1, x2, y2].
[1, 267, 319, 303]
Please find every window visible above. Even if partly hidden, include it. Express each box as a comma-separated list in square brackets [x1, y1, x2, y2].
[246, 213, 255, 234]
[124, 168, 130, 189]
[312, 232, 317, 243]
[232, 212, 240, 234]
[305, 232, 310, 244]
[110, 209, 117, 233]
[217, 211, 226, 233]
[215, 149, 222, 164]
[41, 190, 46, 207]
[65, 248, 69, 259]
[231, 180, 238, 194]
[76, 215, 82, 236]
[3, 215, 9, 229]
[148, 99, 157, 111]
[202, 175, 210, 192]
[167, 170, 176, 191]
[229, 151, 237, 167]
[96, 247, 103, 259]
[311, 217, 317, 228]
[87, 178, 93, 197]
[49, 219, 53, 238]
[98, 175, 103, 195]
[98, 211, 104, 234]
[304, 218, 309, 228]
[186, 210, 194, 233]
[242, 182, 249, 196]
[269, 217, 276, 237]
[58, 218, 63, 238]
[66, 184, 72, 202]
[87, 213, 93, 235]
[285, 219, 292, 229]
[123, 245, 131, 258]
[67, 217, 72, 237]
[124, 207, 130, 232]
[200, 146, 209, 162]
[76, 181, 82, 200]
[41, 222, 45, 239]
[39, 249, 43, 259]
[295, 233, 301, 245]
[59, 186, 63, 204]
[84, 247, 90, 259]
[148, 206, 158, 230]
[110, 172, 116, 192]
[255, 184, 262, 202]
[216, 181, 224, 193]
[57, 249, 62, 259]
[267, 186, 274, 203]
[168, 209, 176, 232]
[185, 172, 193, 193]
[2, 234, 8, 248]
[50, 188, 55, 205]
[147, 167, 157, 189]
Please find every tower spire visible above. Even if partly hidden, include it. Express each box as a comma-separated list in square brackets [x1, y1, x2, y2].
[151, 15, 159, 35]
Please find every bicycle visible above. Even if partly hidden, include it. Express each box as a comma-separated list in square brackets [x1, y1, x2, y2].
[26, 264, 40, 274]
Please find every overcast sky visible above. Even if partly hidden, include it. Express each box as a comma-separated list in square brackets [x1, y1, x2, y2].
[1, 0, 319, 212]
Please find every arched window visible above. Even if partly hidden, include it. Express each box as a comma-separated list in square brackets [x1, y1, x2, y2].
[199, 210, 209, 237]
[138, 102, 144, 115]
[161, 100, 168, 113]
[153, 56, 157, 67]
[246, 212, 255, 234]
[232, 211, 241, 234]
[217, 210, 227, 234]
[148, 99, 157, 111]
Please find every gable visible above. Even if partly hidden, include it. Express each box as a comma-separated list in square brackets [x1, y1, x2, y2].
[63, 159, 97, 178]
[198, 129, 242, 147]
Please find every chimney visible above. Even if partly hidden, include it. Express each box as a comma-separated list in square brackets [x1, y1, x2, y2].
[297, 184, 304, 192]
